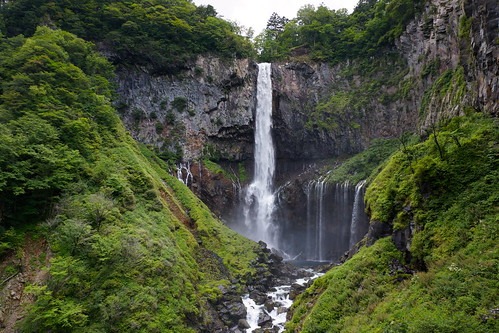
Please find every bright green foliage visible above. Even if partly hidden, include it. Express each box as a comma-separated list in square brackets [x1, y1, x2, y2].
[0, 27, 116, 225]
[420, 66, 467, 116]
[0, 28, 261, 332]
[287, 238, 404, 332]
[257, 0, 425, 63]
[287, 113, 498, 332]
[326, 138, 402, 184]
[0, 0, 255, 73]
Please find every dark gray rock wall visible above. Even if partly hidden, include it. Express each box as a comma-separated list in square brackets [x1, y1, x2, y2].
[397, 0, 498, 129]
[116, 57, 257, 161]
[271, 59, 417, 160]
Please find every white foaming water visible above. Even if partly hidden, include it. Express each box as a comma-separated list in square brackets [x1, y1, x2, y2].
[242, 270, 323, 332]
[243, 63, 277, 247]
[349, 179, 367, 248]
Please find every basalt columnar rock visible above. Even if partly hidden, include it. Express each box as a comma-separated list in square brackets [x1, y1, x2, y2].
[116, 57, 257, 162]
[397, 0, 498, 130]
[116, 0, 497, 165]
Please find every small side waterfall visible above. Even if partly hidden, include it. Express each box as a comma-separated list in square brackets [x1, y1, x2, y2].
[243, 63, 277, 248]
[301, 179, 369, 262]
[177, 162, 193, 186]
[349, 180, 367, 248]
[305, 178, 328, 261]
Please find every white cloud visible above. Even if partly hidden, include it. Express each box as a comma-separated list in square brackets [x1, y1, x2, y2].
[192, 0, 359, 35]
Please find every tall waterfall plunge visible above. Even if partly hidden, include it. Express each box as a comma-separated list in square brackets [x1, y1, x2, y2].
[227, 63, 370, 261]
[242, 63, 278, 248]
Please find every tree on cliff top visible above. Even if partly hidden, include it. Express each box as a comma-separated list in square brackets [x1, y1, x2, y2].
[256, 0, 425, 63]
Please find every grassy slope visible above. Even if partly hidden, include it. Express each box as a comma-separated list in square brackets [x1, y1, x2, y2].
[0, 27, 259, 332]
[287, 113, 498, 332]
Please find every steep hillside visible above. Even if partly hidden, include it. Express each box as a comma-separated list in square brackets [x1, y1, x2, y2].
[287, 113, 498, 332]
[0, 27, 272, 332]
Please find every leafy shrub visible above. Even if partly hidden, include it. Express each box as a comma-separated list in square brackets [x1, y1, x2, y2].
[172, 97, 188, 113]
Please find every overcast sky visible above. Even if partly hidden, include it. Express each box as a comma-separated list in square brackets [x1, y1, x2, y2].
[192, 0, 359, 35]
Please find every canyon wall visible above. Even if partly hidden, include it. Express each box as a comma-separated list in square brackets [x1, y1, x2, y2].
[116, 57, 257, 162]
[115, 0, 498, 235]
[116, 0, 497, 166]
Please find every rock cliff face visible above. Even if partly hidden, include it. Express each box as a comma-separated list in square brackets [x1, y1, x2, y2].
[116, 57, 257, 162]
[397, 0, 498, 129]
[116, 0, 497, 164]
[468, 0, 499, 115]
[271, 58, 417, 160]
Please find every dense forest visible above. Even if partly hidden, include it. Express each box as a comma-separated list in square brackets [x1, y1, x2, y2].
[256, 0, 425, 62]
[0, 0, 255, 73]
[0, 0, 427, 68]
[0, 0, 497, 332]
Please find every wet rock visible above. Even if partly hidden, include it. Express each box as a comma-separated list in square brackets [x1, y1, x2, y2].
[277, 306, 288, 315]
[220, 300, 246, 321]
[214, 285, 248, 328]
[249, 291, 268, 305]
[264, 299, 275, 312]
[238, 319, 250, 329]
[366, 220, 393, 246]
[289, 283, 307, 300]
[257, 313, 272, 328]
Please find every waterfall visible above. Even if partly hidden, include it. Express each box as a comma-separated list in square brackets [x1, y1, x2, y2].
[349, 180, 367, 248]
[316, 181, 325, 261]
[304, 177, 330, 262]
[243, 63, 277, 247]
[301, 179, 370, 262]
[177, 162, 193, 186]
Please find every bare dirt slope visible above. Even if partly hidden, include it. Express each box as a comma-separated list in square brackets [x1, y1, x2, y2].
[0, 237, 51, 332]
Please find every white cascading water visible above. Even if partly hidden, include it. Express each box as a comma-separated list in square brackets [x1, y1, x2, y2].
[243, 63, 277, 248]
[303, 179, 371, 262]
[242, 271, 324, 332]
[305, 178, 327, 261]
[349, 179, 367, 248]
[177, 162, 193, 186]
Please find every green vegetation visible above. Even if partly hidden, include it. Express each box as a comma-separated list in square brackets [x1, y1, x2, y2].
[306, 55, 408, 131]
[256, 0, 425, 63]
[0, 28, 262, 332]
[287, 238, 404, 332]
[420, 66, 467, 116]
[202, 159, 249, 184]
[0, 0, 255, 73]
[326, 138, 403, 184]
[203, 159, 233, 179]
[287, 113, 498, 332]
[0, 1, 496, 332]
[172, 96, 188, 113]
